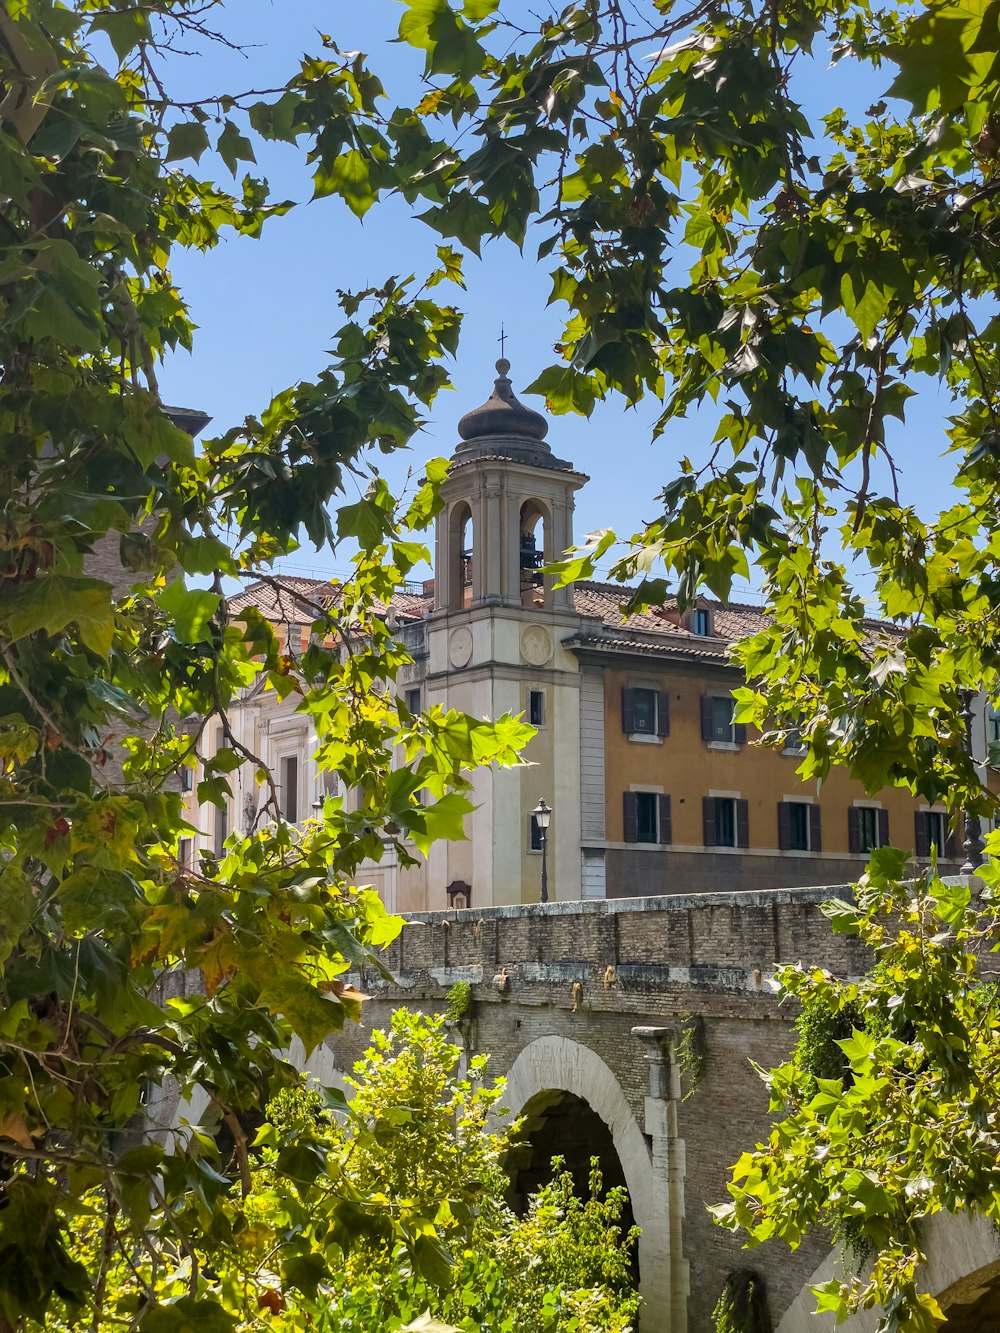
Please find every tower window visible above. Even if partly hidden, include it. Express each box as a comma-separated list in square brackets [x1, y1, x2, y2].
[529, 689, 545, 727]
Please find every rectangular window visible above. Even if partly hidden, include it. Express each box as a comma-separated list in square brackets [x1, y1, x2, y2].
[849, 805, 888, 854]
[715, 797, 735, 846]
[778, 801, 821, 852]
[180, 765, 194, 792]
[915, 810, 951, 858]
[692, 608, 711, 636]
[405, 687, 421, 714]
[178, 838, 192, 870]
[703, 796, 749, 848]
[623, 791, 671, 845]
[280, 755, 299, 823]
[621, 686, 669, 738]
[788, 802, 809, 851]
[990, 705, 1000, 744]
[636, 792, 658, 843]
[632, 687, 657, 735]
[701, 696, 746, 745]
[529, 689, 545, 727]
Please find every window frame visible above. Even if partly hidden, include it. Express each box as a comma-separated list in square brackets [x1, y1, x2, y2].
[279, 752, 300, 824]
[848, 803, 888, 854]
[701, 695, 747, 747]
[703, 794, 750, 849]
[777, 800, 821, 853]
[528, 689, 545, 728]
[621, 685, 669, 741]
[915, 808, 953, 859]
[622, 789, 672, 845]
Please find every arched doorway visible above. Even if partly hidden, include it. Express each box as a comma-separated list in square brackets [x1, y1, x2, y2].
[508, 1088, 630, 1206]
[507, 1088, 637, 1281]
[777, 1212, 1000, 1332]
[502, 1035, 670, 1331]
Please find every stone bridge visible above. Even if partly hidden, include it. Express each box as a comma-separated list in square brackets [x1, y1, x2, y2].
[319, 886, 1000, 1333]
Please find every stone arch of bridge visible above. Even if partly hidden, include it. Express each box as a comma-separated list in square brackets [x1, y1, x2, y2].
[776, 1212, 1000, 1333]
[502, 1034, 662, 1321]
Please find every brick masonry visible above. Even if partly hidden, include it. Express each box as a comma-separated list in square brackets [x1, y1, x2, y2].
[324, 885, 872, 1332]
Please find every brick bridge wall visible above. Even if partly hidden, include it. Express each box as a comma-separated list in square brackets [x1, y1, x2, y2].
[323, 885, 870, 1333]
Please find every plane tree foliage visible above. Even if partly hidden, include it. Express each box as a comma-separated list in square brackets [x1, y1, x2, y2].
[6, 0, 1000, 1329]
[712, 849, 1000, 1333]
[39, 1010, 640, 1332]
[0, 3, 531, 1329]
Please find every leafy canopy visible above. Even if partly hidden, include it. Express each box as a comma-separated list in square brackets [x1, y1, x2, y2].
[8, 0, 1000, 1327]
[711, 845, 1000, 1332]
[40, 1011, 640, 1333]
[0, 3, 531, 1328]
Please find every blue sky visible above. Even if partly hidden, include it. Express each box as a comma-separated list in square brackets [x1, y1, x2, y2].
[155, 1, 957, 596]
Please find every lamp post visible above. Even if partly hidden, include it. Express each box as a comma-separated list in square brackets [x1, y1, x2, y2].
[533, 798, 551, 904]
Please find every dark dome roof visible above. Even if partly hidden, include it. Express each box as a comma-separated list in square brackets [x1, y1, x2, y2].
[457, 358, 549, 445]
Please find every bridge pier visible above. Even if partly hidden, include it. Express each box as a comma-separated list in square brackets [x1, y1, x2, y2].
[634, 1027, 689, 1333]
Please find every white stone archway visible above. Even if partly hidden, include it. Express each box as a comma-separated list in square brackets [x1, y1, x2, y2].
[503, 1034, 673, 1333]
[777, 1212, 1000, 1332]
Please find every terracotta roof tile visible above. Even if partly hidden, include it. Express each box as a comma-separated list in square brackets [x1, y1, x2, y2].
[226, 577, 773, 652]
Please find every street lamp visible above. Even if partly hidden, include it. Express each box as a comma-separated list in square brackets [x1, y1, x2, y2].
[533, 798, 551, 904]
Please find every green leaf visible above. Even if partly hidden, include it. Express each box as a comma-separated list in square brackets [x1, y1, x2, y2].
[411, 1233, 456, 1287]
[216, 120, 256, 177]
[139, 1297, 236, 1333]
[818, 897, 862, 934]
[1, 575, 114, 655]
[165, 121, 211, 164]
[89, 9, 151, 59]
[314, 149, 377, 217]
[157, 578, 221, 644]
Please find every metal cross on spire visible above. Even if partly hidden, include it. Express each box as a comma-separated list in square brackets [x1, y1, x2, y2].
[498, 324, 507, 360]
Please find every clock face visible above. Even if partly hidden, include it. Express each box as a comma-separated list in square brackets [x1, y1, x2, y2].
[448, 625, 474, 669]
[520, 625, 552, 666]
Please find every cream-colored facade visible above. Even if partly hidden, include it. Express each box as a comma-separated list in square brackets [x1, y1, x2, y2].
[182, 360, 986, 909]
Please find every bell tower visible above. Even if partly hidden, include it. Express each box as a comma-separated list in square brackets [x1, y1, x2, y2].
[426, 357, 588, 908]
[433, 357, 584, 613]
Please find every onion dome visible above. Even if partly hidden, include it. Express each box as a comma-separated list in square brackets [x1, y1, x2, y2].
[453, 358, 572, 470]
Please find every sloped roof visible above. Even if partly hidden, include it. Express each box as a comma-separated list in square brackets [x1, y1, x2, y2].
[228, 577, 432, 628]
[227, 575, 771, 659]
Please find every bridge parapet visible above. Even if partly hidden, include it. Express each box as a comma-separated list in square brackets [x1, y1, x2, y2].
[366, 884, 869, 1010]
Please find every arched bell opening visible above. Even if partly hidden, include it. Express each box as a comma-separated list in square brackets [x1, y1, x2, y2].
[449, 501, 474, 609]
[519, 500, 550, 609]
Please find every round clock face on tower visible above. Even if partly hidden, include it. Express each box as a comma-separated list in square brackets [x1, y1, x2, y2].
[448, 625, 474, 669]
[520, 625, 553, 666]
